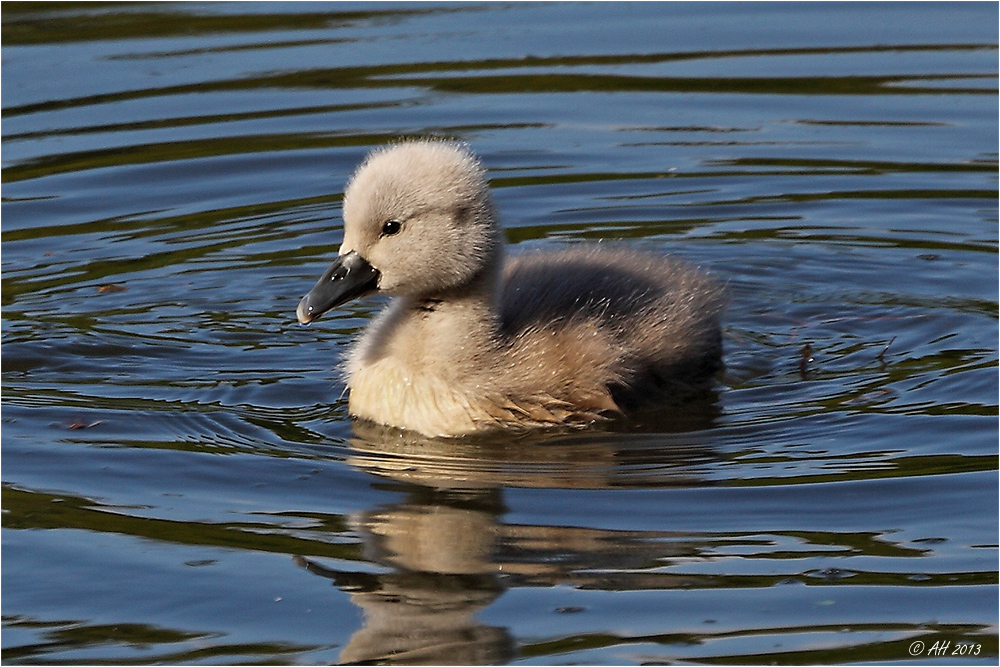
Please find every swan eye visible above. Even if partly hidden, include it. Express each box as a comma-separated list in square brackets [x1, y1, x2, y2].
[380, 220, 401, 237]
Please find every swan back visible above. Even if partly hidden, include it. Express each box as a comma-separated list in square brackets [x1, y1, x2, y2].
[500, 247, 724, 411]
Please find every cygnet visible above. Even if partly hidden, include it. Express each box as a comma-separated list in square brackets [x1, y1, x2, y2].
[297, 141, 724, 437]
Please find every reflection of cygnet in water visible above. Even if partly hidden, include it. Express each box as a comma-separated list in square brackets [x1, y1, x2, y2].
[295, 489, 514, 665]
[347, 402, 722, 491]
[297, 140, 724, 437]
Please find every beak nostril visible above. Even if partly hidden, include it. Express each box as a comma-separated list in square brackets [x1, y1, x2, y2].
[297, 251, 380, 324]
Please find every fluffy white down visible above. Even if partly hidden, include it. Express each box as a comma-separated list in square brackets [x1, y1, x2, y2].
[321, 140, 724, 437]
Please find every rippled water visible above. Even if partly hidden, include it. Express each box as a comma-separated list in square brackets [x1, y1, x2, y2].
[3, 2, 998, 664]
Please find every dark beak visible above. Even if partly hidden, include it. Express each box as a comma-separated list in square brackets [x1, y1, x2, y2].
[296, 251, 380, 324]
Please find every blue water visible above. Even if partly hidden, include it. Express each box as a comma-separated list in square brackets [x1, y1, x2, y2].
[2, 2, 997, 664]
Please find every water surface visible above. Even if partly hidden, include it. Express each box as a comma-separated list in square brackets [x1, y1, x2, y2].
[2, 2, 998, 664]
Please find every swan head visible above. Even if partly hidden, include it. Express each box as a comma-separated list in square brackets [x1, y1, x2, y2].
[297, 140, 502, 324]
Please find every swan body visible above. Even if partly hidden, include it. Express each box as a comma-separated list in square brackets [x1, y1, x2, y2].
[297, 141, 723, 437]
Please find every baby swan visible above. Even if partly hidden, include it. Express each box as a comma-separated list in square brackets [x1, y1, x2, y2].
[297, 141, 724, 437]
